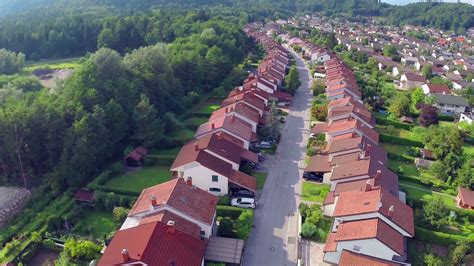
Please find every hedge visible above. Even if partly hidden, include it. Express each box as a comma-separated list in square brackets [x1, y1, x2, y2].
[379, 134, 424, 147]
[93, 185, 141, 197]
[376, 117, 414, 130]
[143, 155, 175, 167]
[387, 152, 413, 163]
[438, 114, 455, 122]
[216, 206, 244, 219]
[415, 226, 473, 246]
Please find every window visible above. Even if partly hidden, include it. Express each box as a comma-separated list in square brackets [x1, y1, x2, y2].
[212, 175, 218, 182]
[353, 245, 361, 252]
[209, 188, 221, 192]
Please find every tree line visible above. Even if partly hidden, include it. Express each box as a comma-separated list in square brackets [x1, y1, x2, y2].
[0, 11, 248, 190]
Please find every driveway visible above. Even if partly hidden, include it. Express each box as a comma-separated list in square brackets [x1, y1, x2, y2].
[242, 49, 313, 266]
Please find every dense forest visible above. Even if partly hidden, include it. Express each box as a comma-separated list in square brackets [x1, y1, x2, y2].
[0, 10, 248, 190]
[0, 1, 472, 60]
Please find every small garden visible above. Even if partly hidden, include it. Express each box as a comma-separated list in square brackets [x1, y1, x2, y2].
[216, 206, 254, 240]
[252, 172, 268, 190]
[299, 203, 332, 242]
[301, 182, 329, 203]
[103, 166, 171, 192]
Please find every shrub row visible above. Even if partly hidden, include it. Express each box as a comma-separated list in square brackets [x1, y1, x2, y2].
[216, 205, 244, 219]
[438, 114, 455, 122]
[376, 116, 414, 130]
[93, 185, 141, 197]
[379, 134, 424, 148]
[144, 156, 175, 167]
[415, 226, 473, 246]
[387, 152, 414, 163]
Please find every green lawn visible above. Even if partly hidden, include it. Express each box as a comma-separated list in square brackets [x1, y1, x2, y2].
[197, 103, 220, 115]
[376, 125, 416, 140]
[104, 166, 171, 191]
[24, 57, 82, 71]
[399, 180, 455, 208]
[462, 143, 474, 157]
[150, 147, 181, 157]
[381, 143, 416, 159]
[173, 129, 195, 141]
[388, 159, 419, 177]
[185, 116, 210, 127]
[76, 210, 115, 239]
[252, 172, 267, 190]
[301, 181, 330, 203]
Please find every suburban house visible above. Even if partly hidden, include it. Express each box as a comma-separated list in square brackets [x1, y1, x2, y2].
[195, 115, 256, 149]
[99, 220, 207, 266]
[331, 187, 415, 238]
[324, 218, 407, 265]
[456, 187, 474, 209]
[460, 112, 473, 125]
[312, 118, 380, 145]
[210, 102, 261, 132]
[121, 178, 218, 237]
[432, 94, 469, 115]
[338, 250, 400, 266]
[244, 74, 277, 94]
[399, 73, 426, 90]
[221, 91, 267, 116]
[421, 83, 452, 95]
[170, 134, 257, 196]
[327, 102, 375, 128]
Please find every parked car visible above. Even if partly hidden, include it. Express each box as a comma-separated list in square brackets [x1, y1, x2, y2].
[242, 161, 260, 170]
[258, 153, 265, 162]
[255, 141, 272, 149]
[303, 172, 323, 182]
[231, 197, 256, 209]
[231, 189, 255, 198]
[279, 117, 286, 123]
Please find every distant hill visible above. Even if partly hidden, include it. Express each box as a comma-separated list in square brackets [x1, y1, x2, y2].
[383, 0, 473, 5]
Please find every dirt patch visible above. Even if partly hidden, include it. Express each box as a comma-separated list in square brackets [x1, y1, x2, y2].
[28, 247, 60, 266]
[0, 186, 30, 226]
[32, 68, 74, 89]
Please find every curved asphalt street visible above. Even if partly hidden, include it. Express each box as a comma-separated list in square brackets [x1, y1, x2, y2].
[242, 49, 313, 266]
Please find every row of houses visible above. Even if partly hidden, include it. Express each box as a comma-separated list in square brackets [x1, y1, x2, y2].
[98, 23, 293, 265]
[304, 54, 415, 265]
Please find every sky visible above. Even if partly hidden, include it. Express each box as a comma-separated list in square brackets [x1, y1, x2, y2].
[382, 0, 473, 5]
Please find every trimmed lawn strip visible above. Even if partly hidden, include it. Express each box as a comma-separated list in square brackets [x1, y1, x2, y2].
[185, 116, 210, 127]
[150, 147, 181, 157]
[388, 159, 419, 177]
[375, 124, 417, 141]
[399, 180, 455, 208]
[104, 166, 171, 192]
[76, 210, 115, 239]
[197, 103, 220, 115]
[301, 181, 329, 203]
[252, 172, 267, 190]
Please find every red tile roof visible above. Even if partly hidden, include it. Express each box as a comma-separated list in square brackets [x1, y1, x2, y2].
[339, 250, 400, 266]
[323, 232, 338, 252]
[328, 103, 374, 126]
[222, 91, 266, 112]
[404, 73, 426, 82]
[196, 115, 254, 142]
[333, 187, 414, 236]
[425, 84, 452, 95]
[311, 122, 329, 134]
[229, 170, 257, 192]
[458, 187, 474, 207]
[241, 149, 258, 163]
[139, 210, 201, 238]
[129, 178, 217, 225]
[327, 136, 363, 154]
[335, 219, 404, 255]
[74, 189, 94, 202]
[306, 155, 332, 173]
[210, 102, 260, 124]
[99, 221, 206, 266]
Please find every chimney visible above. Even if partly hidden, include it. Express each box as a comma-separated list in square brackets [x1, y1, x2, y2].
[365, 144, 372, 157]
[225, 107, 229, 113]
[375, 170, 382, 180]
[121, 249, 129, 263]
[364, 179, 372, 192]
[388, 205, 395, 218]
[194, 142, 199, 151]
[231, 114, 235, 122]
[167, 220, 176, 234]
[186, 176, 193, 187]
[150, 195, 157, 207]
[211, 123, 215, 130]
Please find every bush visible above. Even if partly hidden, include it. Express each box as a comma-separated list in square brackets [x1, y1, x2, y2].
[306, 147, 316, 157]
[301, 222, 318, 237]
[236, 210, 253, 240]
[218, 195, 230, 206]
[387, 152, 413, 163]
[376, 116, 414, 130]
[415, 227, 470, 246]
[217, 217, 235, 238]
[379, 134, 424, 147]
[43, 239, 56, 249]
[216, 206, 244, 219]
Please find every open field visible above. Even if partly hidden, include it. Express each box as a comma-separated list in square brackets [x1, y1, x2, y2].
[24, 57, 82, 71]
[399, 180, 455, 208]
[104, 166, 171, 191]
